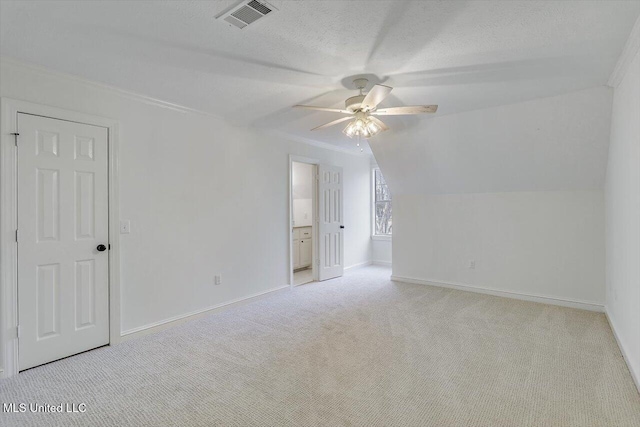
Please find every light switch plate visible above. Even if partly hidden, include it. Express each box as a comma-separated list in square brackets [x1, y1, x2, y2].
[120, 220, 131, 234]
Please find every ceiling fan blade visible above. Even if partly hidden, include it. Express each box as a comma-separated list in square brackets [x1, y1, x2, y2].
[368, 116, 389, 131]
[294, 105, 353, 114]
[361, 84, 393, 112]
[311, 116, 353, 131]
[370, 105, 438, 116]
[372, 105, 438, 115]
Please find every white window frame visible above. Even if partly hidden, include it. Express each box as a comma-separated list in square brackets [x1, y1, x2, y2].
[371, 167, 392, 241]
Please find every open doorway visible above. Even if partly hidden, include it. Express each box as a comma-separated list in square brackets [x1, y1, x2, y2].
[291, 160, 317, 286]
[289, 156, 345, 287]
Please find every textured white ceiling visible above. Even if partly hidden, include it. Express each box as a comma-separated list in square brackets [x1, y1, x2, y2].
[1, 0, 639, 154]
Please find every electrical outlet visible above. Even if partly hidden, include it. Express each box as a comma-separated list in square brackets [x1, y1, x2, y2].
[120, 220, 130, 234]
[468, 260, 476, 269]
[214, 275, 222, 286]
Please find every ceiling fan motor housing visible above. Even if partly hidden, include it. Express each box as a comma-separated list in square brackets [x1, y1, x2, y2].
[353, 78, 369, 90]
[345, 95, 366, 112]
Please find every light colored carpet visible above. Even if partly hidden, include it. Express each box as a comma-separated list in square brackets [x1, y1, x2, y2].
[1, 266, 639, 426]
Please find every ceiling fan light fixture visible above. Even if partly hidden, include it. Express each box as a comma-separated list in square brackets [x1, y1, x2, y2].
[343, 116, 382, 140]
[343, 123, 356, 138]
[367, 121, 380, 134]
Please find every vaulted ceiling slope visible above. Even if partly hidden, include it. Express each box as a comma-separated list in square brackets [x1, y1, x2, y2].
[1, 1, 638, 154]
[370, 86, 613, 195]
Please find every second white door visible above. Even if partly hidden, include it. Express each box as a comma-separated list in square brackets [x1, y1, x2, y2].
[17, 113, 110, 371]
[318, 164, 344, 281]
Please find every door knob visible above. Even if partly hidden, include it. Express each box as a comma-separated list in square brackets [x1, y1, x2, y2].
[340, 225, 345, 229]
[96, 244, 107, 252]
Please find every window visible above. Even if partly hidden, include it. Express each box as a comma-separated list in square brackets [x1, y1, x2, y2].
[373, 168, 392, 237]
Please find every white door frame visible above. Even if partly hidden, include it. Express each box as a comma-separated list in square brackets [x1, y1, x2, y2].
[0, 98, 121, 378]
[288, 155, 319, 287]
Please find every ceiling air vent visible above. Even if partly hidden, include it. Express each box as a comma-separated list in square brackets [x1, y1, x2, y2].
[217, 0, 277, 30]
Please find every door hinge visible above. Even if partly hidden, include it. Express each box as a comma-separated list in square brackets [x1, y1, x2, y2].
[16, 325, 20, 339]
[15, 229, 18, 242]
[11, 132, 19, 146]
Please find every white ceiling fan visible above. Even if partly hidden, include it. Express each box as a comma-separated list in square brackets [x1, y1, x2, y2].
[294, 78, 438, 139]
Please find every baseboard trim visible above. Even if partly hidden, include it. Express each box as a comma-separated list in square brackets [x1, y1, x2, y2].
[372, 260, 392, 267]
[120, 285, 290, 341]
[345, 260, 372, 271]
[389, 275, 604, 312]
[605, 308, 640, 395]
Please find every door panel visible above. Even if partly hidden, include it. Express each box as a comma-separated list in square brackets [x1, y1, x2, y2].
[36, 263, 60, 339]
[37, 168, 60, 241]
[75, 259, 96, 329]
[318, 164, 344, 280]
[17, 113, 109, 371]
[300, 239, 312, 266]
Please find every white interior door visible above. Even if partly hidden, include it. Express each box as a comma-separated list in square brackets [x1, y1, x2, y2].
[318, 164, 344, 281]
[17, 113, 109, 371]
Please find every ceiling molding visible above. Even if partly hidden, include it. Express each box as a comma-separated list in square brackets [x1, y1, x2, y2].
[0, 56, 224, 119]
[608, 14, 640, 88]
[1, 56, 371, 157]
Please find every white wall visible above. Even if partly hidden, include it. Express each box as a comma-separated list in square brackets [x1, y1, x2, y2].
[393, 191, 605, 305]
[0, 59, 372, 365]
[292, 162, 313, 199]
[292, 162, 313, 227]
[605, 47, 640, 387]
[370, 87, 611, 308]
[372, 239, 392, 266]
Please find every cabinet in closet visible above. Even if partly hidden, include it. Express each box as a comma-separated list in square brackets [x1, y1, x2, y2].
[292, 226, 312, 269]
